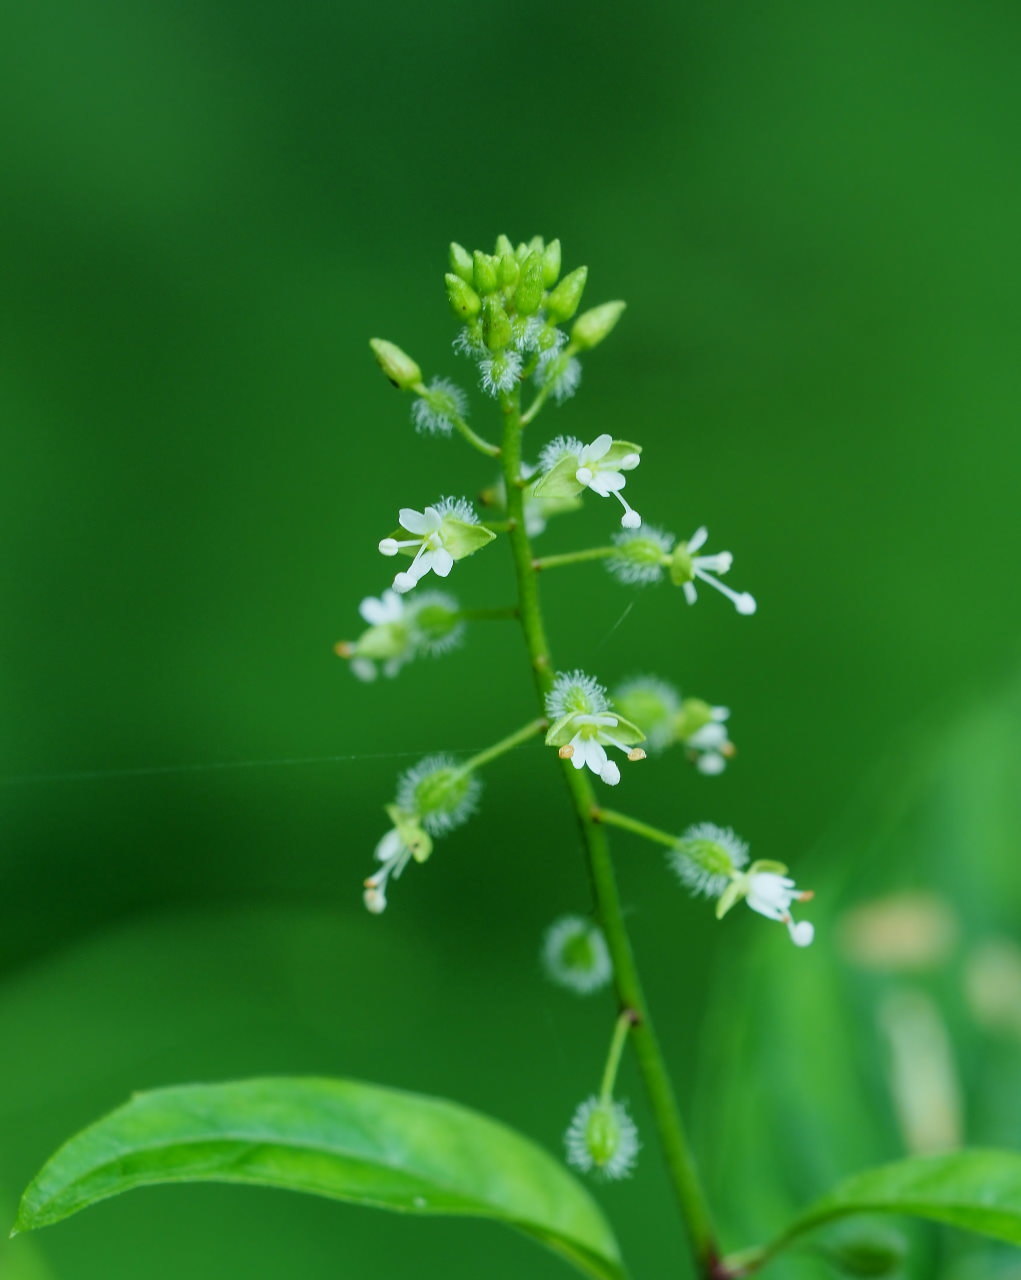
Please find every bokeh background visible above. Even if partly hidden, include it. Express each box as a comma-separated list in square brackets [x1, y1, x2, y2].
[2, 0, 1020, 1276]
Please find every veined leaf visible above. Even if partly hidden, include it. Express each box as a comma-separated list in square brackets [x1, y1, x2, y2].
[746, 1149, 1021, 1270]
[15, 1077, 625, 1280]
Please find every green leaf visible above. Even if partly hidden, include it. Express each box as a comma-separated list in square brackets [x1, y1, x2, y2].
[15, 1077, 625, 1280]
[758, 1149, 1021, 1266]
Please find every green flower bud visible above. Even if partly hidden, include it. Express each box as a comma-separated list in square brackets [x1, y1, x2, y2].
[368, 338, 422, 390]
[541, 237, 562, 287]
[572, 301, 626, 350]
[449, 241, 474, 283]
[498, 251, 519, 288]
[526, 234, 545, 256]
[445, 272, 481, 320]
[493, 233, 515, 258]
[565, 1096, 639, 1180]
[514, 251, 545, 316]
[546, 265, 588, 322]
[482, 295, 512, 351]
[411, 597, 464, 653]
[473, 250, 500, 295]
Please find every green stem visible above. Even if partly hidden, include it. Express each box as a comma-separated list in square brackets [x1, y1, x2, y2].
[449, 412, 501, 458]
[533, 546, 616, 572]
[599, 1009, 637, 1104]
[499, 388, 720, 1277]
[457, 718, 546, 776]
[458, 605, 519, 623]
[595, 807, 679, 850]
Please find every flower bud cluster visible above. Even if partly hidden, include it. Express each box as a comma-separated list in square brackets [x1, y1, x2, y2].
[444, 235, 624, 406]
[613, 677, 735, 774]
[336, 590, 464, 682]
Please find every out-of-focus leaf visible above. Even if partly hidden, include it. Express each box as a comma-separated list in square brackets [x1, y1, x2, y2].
[15, 1077, 625, 1280]
[754, 1150, 1021, 1268]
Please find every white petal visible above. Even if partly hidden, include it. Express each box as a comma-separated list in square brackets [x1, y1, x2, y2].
[789, 921, 815, 947]
[694, 551, 732, 574]
[589, 470, 626, 497]
[687, 526, 708, 553]
[600, 761, 621, 786]
[400, 507, 441, 534]
[359, 596, 388, 625]
[618, 452, 641, 471]
[582, 433, 613, 463]
[431, 547, 455, 577]
[688, 723, 728, 749]
[350, 658, 377, 682]
[683, 581, 698, 605]
[695, 752, 726, 775]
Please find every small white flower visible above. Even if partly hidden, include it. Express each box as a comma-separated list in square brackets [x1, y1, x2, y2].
[560, 715, 639, 786]
[545, 670, 645, 786]
[685, 708, 733, 775]
[541, 916, 612, 995]
[378, 497, 481, 594]
[606, 525, 673, 586]
[363, 827, 414, 914]
[574, 434, 642, 528]
[675, 527, 756, 615]
[339, 591, 413, 682]
[411, 378, 468, 437]
[565, 1096, 640, 1181]
[669, 823, 749, 899]
[479, 349, 523, 397]
[746, 871, 815, 947]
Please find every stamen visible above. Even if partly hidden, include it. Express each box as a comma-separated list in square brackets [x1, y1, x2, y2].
[614, 491, 642, 528]
[576, 466, 594, 486]
[694, 569, 757, 615]
[627, 747, 646, 762]
[559, 744, 576, 759]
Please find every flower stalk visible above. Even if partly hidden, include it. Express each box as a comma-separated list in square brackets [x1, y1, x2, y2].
[499, 385, 721, 1276]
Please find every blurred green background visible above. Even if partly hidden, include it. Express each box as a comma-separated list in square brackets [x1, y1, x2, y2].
[2, 0, 1020, 1276]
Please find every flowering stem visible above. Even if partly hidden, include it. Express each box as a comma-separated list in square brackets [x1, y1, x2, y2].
[499, 387, 720, 1277]
[456, 718, 546, 777]
[599, 1009, 637, 1105]
[593, 807, 679, 850]
[532, 546, 615, 572]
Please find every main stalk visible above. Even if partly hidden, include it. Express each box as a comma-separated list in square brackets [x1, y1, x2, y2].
[499, 389, 721, 1277]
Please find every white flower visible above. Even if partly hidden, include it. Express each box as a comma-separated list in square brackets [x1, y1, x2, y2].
[685, 708, 733, 775]
[411, 377, 467, 437]
[575, 434, 642, 528]
[541, 916, 612, 995]
[675, 527, 756, 614]
[363, 828, 414, 914]
[479, 349, 523, 396]
[746, 871, 815, 947]
[565, 1096, 640, 1181]
[545, 670, 646, 785]
[378, 497, 485, 594]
